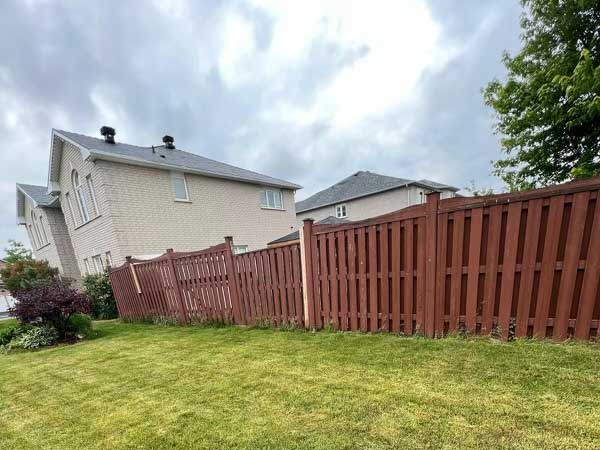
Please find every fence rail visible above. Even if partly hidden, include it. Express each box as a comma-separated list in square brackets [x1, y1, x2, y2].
[110, 177, 600, 341]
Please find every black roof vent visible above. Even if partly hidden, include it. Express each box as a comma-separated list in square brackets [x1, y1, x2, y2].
[100, 126, 116, 144]
[162, 135, 175, 149]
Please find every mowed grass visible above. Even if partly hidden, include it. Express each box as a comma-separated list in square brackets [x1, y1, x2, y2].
[1, 321, 600, 450]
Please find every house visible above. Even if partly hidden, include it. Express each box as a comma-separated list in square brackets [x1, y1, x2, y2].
[16, 127, 301, 280]
[267, 216, 350, 247]
[295, 171, 459, 223]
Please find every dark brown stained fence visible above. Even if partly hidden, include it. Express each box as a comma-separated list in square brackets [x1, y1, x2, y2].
[234, 245, 304, 326]
[110, 176, 600, 341]
[307, 206, 429, 334]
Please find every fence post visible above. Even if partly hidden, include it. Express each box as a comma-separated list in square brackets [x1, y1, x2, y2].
[224, 236, 245, 325]
[165, 249, 189, 324]
[300, 219, 315, 329]
[424, 192, 440, 338]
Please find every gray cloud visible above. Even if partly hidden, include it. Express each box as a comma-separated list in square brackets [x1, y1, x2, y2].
[0, 0, 522, 256]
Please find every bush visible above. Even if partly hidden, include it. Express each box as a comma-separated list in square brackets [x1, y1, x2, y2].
[0, 327, 17, 346]
[0, 259, 58, 295]
[83, 273, 118, 319]
[11, 326, 58, 350]
[10, 280, 91, 339]
[67, 314, 93, 338]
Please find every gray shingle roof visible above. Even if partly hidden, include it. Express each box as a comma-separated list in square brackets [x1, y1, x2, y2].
[16, 183, 59, 208]
[267, 216, 350, 245]
[55, 130, 302, 190]
[296, 171, 459, 213]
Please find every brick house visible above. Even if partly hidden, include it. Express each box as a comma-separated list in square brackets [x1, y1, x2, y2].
[16, 127, 301, 280]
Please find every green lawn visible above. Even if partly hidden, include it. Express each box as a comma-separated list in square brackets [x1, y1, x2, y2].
[1, 321, 599, 450]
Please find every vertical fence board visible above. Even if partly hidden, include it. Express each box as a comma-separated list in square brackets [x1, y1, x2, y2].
[450, 211, 465, 332]
[481, 206, 502, 334]
[358, 227, 368, 332]
[380, 223, 390, 332]
[498, 202, 522, 340]
[404, 220, 414, 335]
[368, 225, 378, 332]
[328, 233, 339, 329]
[391, 222, 402, 333]
[465, 208, 483, 332]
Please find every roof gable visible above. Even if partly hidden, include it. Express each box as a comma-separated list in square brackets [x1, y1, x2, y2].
[49, 129, 301, 190]
[296, 171, 459, 213]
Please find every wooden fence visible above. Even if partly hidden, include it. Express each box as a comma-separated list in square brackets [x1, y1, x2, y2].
[110, 177, 600, 340]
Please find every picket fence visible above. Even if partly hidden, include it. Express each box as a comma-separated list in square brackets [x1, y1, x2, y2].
[110, 177, 600, 341]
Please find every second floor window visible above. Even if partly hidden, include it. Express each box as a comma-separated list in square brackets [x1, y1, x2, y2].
[72, 170, 90, 223]
[260, 189, 283, 209]
[171, 172, 189, 201]
[336, 204, 347, 218]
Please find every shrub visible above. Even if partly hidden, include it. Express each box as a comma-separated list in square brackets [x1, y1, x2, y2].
[83, 273, 118, 319]
[11, 326, 58, 349]
[10, 280, 91, 339]
[0, 259, 58, 295]
[67, 313, 93, 338]
[0, 327, 17, 346]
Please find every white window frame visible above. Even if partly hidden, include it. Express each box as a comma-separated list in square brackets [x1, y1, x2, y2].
[65, 193, 77, 227]
[72, 170, 90, 223]
[335, 204, 347, 219]
[86, 175, 99, 216]
[28, 224, 39, 249]
[105, 251, 113, 268]
[83, 258, 92, 275]
[233, 245, 248, 255]
[92, 254, 104, 274]
[30, 211, 43, 248]
[260, 189, 284, 210]
[38, 214, 49, 245]
[171, 172, 190, 201]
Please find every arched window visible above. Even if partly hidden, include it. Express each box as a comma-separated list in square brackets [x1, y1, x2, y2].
[30, 211, 42, 248]
[39, 214, 49, 244]
[72, 170, 89, 223]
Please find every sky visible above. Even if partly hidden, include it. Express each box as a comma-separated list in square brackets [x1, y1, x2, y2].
[0, 0, 522, 255]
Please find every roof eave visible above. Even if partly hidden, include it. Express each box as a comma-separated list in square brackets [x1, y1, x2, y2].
[87, 149, 303, 190]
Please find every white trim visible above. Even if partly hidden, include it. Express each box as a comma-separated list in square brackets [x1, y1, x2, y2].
[72, 170, 90, 223]
[260, 188, 284, 210]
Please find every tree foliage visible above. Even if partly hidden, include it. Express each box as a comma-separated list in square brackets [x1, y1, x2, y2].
[0, 259, 58, 295]
[83, 272, 118, 319]
[3, 240, 33, 264]
[484, 0, 600, 190]
[10, 279, 91, 338]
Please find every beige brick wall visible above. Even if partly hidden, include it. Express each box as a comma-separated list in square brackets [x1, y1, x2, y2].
[100, 161, 298, 261]
[296, 185, 456, 224]
[22, 196, 80, 281]
[56, 142, 122, 274]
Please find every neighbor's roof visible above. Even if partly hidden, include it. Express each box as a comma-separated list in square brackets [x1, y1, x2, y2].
[268, 216, 350, 245]
[51, 129, 302, 190]
[295, 171, 459, 213]
[16, 183, 59, 208]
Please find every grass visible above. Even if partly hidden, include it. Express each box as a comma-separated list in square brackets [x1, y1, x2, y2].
[1, 321, 599, 450]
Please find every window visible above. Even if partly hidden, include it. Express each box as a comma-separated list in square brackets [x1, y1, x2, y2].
[28, 224, 38, 249]
[418, 191, 424, 204]
[83, 258, 92, 275]
[38, 215, 49, 245]
[105, 251, 113, 268]
[86, 175, 99, 216]
[65, 193, 76, 227]
[233, 245, 248, 255]
[260, 189, 283, 209]
[30, 211, 46, 248]
[335, 204, 347, 218]
[72, 170, 89, 223]
[171, 172, 189, 201]
[92, 255, 104, 274]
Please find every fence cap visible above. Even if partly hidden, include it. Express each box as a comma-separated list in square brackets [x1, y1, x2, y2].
[302, 218, 315, 223]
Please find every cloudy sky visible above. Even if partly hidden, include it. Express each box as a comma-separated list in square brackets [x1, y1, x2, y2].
[0, 0, 522, 255]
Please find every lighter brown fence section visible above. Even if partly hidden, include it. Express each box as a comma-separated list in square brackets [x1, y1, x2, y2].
[110, 176, 600, 340]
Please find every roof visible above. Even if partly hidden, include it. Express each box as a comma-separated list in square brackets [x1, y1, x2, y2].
[52, 130, 301, 190]
[268, 216, 350, 245]
[16, 183, 59, 208]
[296, 171, 459, 213]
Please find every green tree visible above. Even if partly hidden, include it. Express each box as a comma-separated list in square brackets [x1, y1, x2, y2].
[3, 240, 33, 264]
[484, 0, 600, 191]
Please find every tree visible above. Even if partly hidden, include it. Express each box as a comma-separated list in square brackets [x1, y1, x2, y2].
[3, 240, 32, 264]
[0, 259, 58, 294]
[464, 180, 495, 197]
[10, 279, 91, 339]
[484, 0, 600, 191]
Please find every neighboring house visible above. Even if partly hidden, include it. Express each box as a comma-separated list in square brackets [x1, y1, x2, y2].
[16, 127, 301, 280]
[296, 171, 459, 223]
[267, 216, 349, 247]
